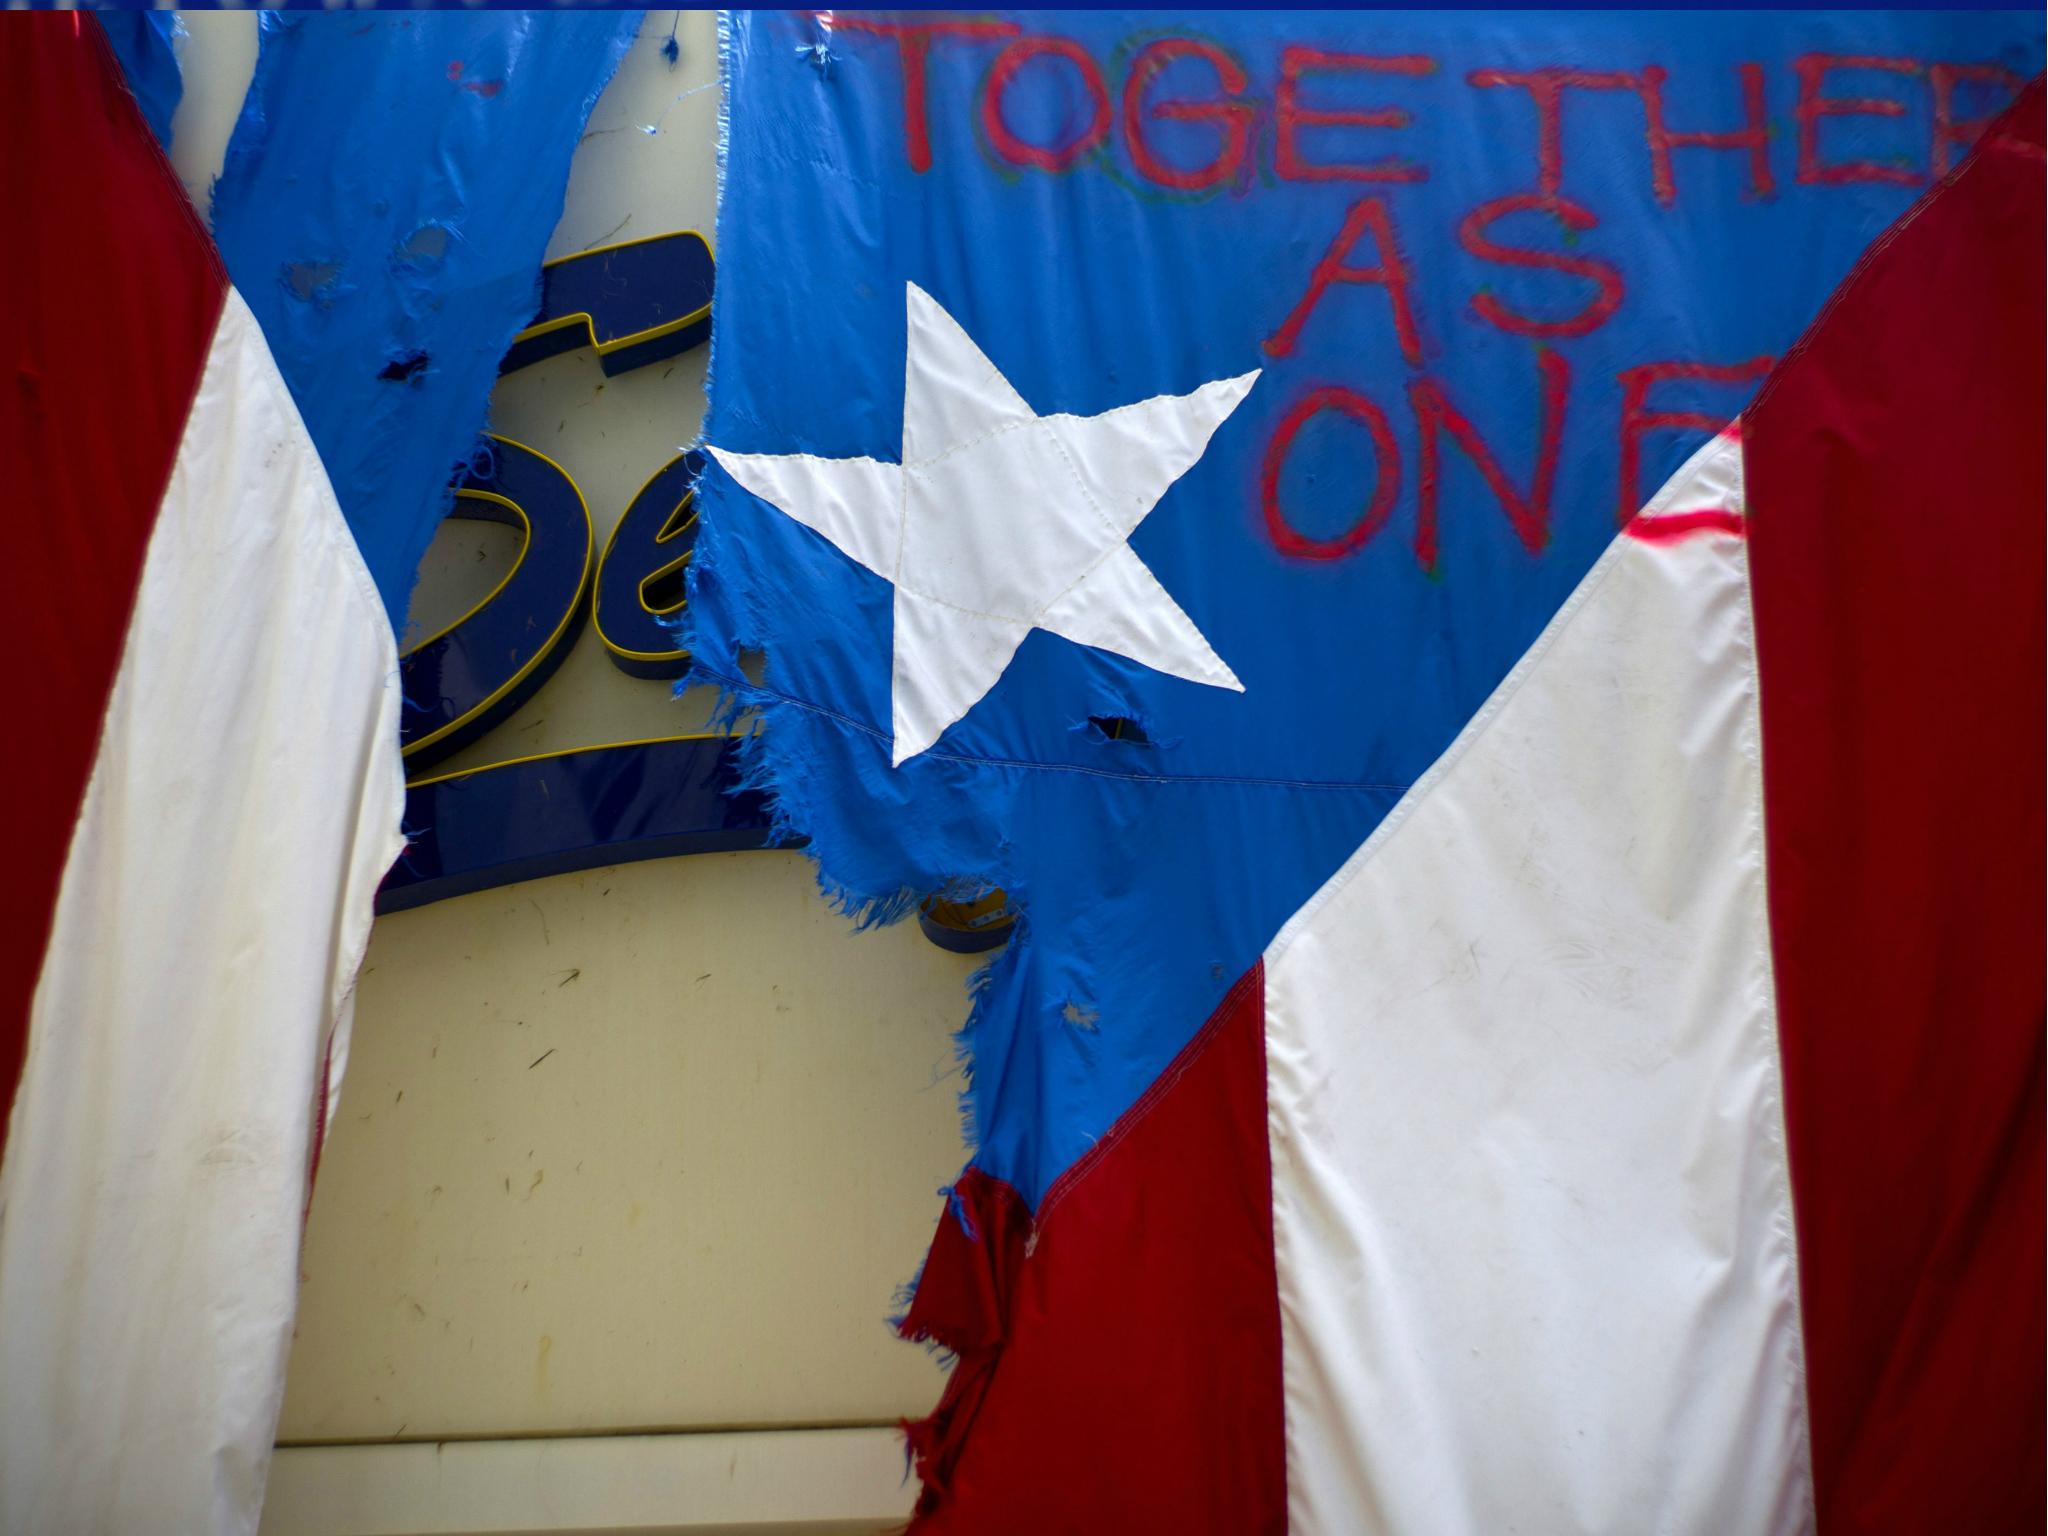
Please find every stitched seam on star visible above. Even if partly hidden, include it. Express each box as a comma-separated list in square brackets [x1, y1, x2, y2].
[1036, 410, 1134, 548]
[1022, 392, 1251, 644]
[889, 563, 1232, 690]
[906, 387, 1229, 476]
[902, 412, 1040, 473]
[883, 470, 1228, 674]
[891, 537, 1143, 636]
[1026, 541, 1125, 630]
[893, 450, 910, 586]
[1005, 411, 1161, 634]
[1016, 499, 1214, 668]
[896, 292, 920, 584]
[891, 584, 1035, 626]
[897, 416, 1125, 624]
[1040, 549, 1235, 686]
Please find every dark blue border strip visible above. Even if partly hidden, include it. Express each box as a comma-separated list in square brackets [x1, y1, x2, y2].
[379, 735, 784, 914]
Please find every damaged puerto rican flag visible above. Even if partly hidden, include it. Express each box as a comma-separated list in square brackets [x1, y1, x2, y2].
[0, 15, 631, 1534]
[689, 11, 2044, 1534]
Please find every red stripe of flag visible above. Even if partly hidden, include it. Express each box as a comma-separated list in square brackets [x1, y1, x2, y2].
[0, 17, 226, 1143]
[1745, 78, 2045, 1533]
[899, 963, 1286, 1532]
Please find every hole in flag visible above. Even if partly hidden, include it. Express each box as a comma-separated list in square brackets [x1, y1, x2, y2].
[1086, 715, 1150, 745]
[393, 222, 452, 273]
[378, 350, 432, 383]
[280, 258, 349, 308]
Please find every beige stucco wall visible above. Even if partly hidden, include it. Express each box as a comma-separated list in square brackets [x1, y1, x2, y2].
[170, 14, 971, 1523]
[281, 852, 971, 1443]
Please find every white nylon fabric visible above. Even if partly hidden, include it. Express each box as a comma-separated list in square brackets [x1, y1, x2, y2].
[710, 282, 1255, 765]
[0, 290, 406, 1536]
[1263, 435, 1813, 1535]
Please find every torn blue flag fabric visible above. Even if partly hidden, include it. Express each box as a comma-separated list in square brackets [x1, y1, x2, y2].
[210, 11, 637, 627]
[691, 12, 2044, 1532]
[98, 13, 181, 151]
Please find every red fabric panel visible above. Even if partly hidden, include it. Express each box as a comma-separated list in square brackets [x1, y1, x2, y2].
[0, 19, 225, 1145]
[1744, 81, 2044, 1534]
[899, 962, 1285, 1533]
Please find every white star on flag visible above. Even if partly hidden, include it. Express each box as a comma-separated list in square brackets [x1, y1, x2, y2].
[709, 283, 1259, 766]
